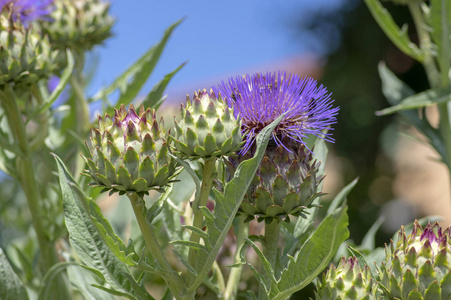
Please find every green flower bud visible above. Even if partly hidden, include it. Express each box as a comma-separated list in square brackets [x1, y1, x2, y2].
[315, 257, 380, 300]
[172, 89, 242, 159]
[0, 15, 57, 89]
[378, 221, 451, 300]
[42, 0, 114, 54]
[227, 140, 323, 223]
[82, 104, 179, 196]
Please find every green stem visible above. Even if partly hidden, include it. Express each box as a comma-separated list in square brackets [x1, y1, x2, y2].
[187, 158, 216, 276]
[127, 193, 184, 299]
[409, 3, 451, 185]
[0, 87, 71, 299]
[68, 55, 90, 179]
[258, 220, 280, 300]
[222, 216, 248, 300]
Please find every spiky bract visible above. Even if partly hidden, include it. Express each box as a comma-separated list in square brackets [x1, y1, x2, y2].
[0, 14, 57, 89]
[82, 104, 179, 196]
[172, 89, 242, 159]
[378, 221, 451, 300]
[226, 139, 322, 223]
[315, 257, 380, 300]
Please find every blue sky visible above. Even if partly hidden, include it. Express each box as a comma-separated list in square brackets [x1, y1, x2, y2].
[88, 0, 348, 102]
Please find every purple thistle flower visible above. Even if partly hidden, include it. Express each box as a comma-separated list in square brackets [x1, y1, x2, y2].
[1, 0, 54, 24]
[214, 71, 339, 154]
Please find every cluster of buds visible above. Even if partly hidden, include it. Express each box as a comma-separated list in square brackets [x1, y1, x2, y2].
[172, 89, 242, 159]
[42, 0, 114, 54]
[82, 105, 179, 196]
[315, 257, 379, 300]
[0, 14, 57, 89]
[378, 221, 451, 299]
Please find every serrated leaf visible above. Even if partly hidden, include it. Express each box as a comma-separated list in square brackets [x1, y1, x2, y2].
[363, 0, 423, 61]
[0, 247, 28, 300]
[92, 20, 182, 112]
[272, 206, 349, 300]
[53, 154, 149, 300]
[141, 62, 186, 110]
[184, 114, 286, 296]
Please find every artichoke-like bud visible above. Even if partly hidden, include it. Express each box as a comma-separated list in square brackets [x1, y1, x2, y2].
[226, 140, 323, 223]
[41, 0, 114, 53]
[315, 257, 380, 300]
[379, 221, 451, 299]
[172, 89, 242, 159]
[82, 104, 179, 195]
[0, 15, 57, 88]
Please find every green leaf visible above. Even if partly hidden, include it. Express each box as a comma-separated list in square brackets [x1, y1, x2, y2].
[326, 178, 358, 214]
[147, 184, 173, 224]
[38, 262, 76, 300]
[67, 264, 116, 300]
[245, 238, 279, 295]
[141, 62, 186, 110]
[363, 0, 423, 61]
[272, 206, 349, 300]
[91, 20, 182, 111]
[293, 137, 328, 239]
[185, 114, 286, 296]
[376, 86, 451, 115]
[53, 154, 150, 300]
[377, 63, 446, 162]
[360, 216, 384, 251]
[0, 247, 28, 300]
[30, 50, 74, 120]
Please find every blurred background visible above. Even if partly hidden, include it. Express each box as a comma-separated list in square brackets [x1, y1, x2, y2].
[85, 0, 450, 244]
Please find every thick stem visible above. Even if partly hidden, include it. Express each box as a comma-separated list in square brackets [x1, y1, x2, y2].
[127, 193, 184, 298]
[409, 3, 451, 206]
[222, 216, 248, 300]
[187, 158, 216, 276]
[68, 52, 90, 179]
[258, 220, 280, 300]
[0, 87, 71, 299]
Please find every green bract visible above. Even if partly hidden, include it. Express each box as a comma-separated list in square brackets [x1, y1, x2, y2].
[227, 141, 322, 223]
[42, 0, 114, 53]
[172, 89, 242, 159]
[378, 221, 451, 300]
[82, 104, 179, 195]
[315, 257, 379, 300]
[0, 15, 56, 89]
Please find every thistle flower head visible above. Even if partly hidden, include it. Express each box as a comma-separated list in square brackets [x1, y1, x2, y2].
[1, 0, 54, 24]
[82, 104, 179, 196]
[171, 89, 242, 159]
[315, 257, 380, 300]
[379, 221, 451, 299]
[214, 71, 339, 154]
